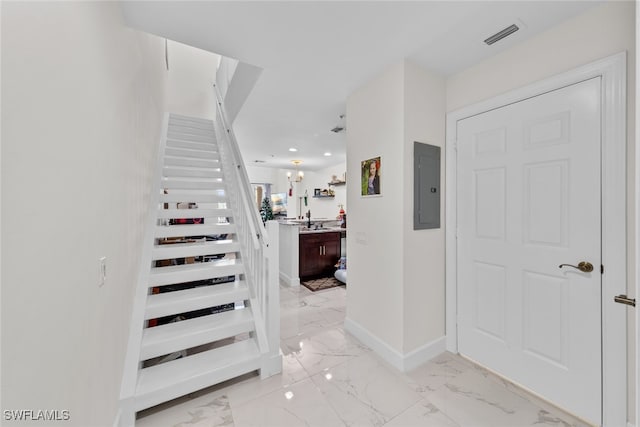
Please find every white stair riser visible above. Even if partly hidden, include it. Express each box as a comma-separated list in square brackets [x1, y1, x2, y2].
[145, 282, 249, 320]
[165, 148, 219, 160]
[156, 208, 231, 219]
[163, 167, 222, 179]
[164, 157, 220, 168]
[152, 241, 239, 260]
[154, 224, 235, 239]
[140, 314, 254, 360]
[149, 263, 244, 287]
[161, 180, 225, 190]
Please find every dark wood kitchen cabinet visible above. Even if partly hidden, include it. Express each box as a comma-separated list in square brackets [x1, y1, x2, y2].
[299, 231, 341, 279]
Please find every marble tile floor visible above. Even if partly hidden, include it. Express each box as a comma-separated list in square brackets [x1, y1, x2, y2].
[137, 283, 590, 427]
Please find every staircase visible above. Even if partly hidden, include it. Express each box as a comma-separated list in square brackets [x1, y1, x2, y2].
[119, 112, 281, 425]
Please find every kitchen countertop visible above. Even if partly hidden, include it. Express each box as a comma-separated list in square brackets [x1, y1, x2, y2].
[278, 219, 345, 234]
[299, 226, 345, 234]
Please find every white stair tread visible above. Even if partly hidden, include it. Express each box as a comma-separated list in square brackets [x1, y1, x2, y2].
[161, 180, 225, 190]
[164, 164, 222, 172]
[135, 339, 260, 411]
[161, 176, 224, 184]
[145, 280, 249, 320]
[167, 126, 215, 137]
[140, 308, 255, 360]
[166, 133, 215, 145]
[168, 121, 215, 131]
[165, 147, 219, 159]
[163, 167, 223, 179]
[166, 140, 217, 152]
[165, 137, 217, 149]
[169, 113, 214, 124]
[154, 223, 235, 239]
[168, 121, 214, 133]
[149, 259, 244, 287]
[152, 239, 240, 260]
[156, 208, 231, 219]
[164, 156, 220, 168]
[167, 124, 214, 134]
[159, 193, 227, 204]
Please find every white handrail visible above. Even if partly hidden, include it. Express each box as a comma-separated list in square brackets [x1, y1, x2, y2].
[212, 83, 280, 374]
[213, 83, 266, 250]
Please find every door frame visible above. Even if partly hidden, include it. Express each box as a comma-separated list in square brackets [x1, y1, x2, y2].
[445, 52, 627, 427]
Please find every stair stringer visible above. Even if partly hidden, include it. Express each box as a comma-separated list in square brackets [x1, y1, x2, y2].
[118, 113, 170, 427]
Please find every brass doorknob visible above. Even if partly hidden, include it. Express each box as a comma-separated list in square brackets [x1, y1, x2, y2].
[558, 261, 594, 273]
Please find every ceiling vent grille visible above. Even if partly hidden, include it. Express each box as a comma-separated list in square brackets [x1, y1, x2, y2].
[484, 24, 519, 45]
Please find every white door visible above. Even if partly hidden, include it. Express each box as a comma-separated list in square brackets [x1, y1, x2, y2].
[457, 77, 602, 424]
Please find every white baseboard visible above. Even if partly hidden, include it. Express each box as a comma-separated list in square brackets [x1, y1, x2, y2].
[279, 271, 300, 287]
[344, 317, 446, 372]
[403, 335, 448, 371]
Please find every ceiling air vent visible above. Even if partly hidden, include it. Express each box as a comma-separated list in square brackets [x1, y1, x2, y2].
[484, 24, 519, 46]
[331, 114, 346, 133]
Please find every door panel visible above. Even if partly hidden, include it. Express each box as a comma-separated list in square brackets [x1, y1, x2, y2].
[457, 77, 602, 424]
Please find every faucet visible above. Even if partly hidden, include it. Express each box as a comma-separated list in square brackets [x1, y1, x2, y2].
[306, 210, 311, 228]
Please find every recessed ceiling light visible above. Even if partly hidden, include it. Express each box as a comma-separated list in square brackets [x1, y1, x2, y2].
[289, 148, 298, 152]
[324, 152, 332, 156]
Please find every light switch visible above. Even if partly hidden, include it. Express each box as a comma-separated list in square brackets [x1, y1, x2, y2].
[99, 257, 107, 287]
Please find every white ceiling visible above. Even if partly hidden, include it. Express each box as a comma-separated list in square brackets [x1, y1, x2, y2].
[121, 1, 601, 171]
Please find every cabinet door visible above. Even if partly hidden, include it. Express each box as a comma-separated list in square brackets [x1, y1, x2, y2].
[299, 234, 322, 277]
[321, 233, 341, 274]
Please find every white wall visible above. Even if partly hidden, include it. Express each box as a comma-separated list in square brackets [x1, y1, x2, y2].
[346, 62, 406, 352]
[1, 3, 166, 426]
[246, 164, 279, 186]
[346, 60, 447, 361]
[246, 163, 347, 220]
[303, 163, 347, 221]
[402, 62, 446, 352]
[166, 40, 220, 119]
[445, 1, 636, 421]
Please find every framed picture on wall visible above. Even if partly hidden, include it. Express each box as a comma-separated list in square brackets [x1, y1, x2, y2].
[361, 156, 381, 197]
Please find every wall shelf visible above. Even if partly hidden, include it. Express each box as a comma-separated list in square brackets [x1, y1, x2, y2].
[328, 181, 346, 186]
[313, 195, 335, 199]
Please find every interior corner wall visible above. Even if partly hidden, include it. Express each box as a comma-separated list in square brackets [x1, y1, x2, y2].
[1, 2, 166, 426]
[445, 1, 635, 422]
[300, 163, 347, 220]
[402, 61, 446, 353]
[166, 40, 220, 120]
[346, 62, 405, 353]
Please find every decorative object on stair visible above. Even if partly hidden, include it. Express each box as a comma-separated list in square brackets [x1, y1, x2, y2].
[301, 276, 344, 292]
